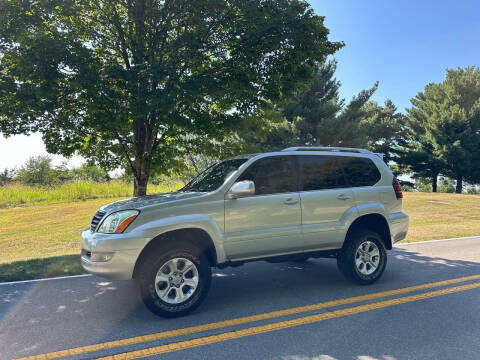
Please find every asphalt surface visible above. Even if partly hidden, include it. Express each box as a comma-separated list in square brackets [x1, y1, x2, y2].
[1, 236, 480, 360]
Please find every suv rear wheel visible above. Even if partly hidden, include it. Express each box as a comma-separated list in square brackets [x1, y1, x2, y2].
[137, 242, 211, 317]
[337, 230, 387, 285]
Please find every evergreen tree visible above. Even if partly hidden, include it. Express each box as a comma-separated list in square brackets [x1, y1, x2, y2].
[404, 67, 480, 193]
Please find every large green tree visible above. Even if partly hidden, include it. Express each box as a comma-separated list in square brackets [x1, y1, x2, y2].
[404, 67, 480, 193]
[242, 61, 407, 160]
[0, 0, 342, 195]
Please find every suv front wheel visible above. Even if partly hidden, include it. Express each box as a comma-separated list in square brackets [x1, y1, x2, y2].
[137, 242, 212, 318]
[337, 230, 387, 285]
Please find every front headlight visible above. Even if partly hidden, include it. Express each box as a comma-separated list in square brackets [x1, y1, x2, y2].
[97, 210, 139, 234]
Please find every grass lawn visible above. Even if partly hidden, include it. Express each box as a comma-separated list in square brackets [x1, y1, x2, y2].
[0, 198, 123, 282]
[1, 192, 479, 282]
[402, 192, 480, 242]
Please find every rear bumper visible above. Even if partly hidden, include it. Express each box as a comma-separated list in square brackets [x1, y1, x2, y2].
[389, 212, 409, 244]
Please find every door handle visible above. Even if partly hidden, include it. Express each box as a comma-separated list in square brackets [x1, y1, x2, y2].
[337, 194, 351, 200]
[284, 198, 299, 206]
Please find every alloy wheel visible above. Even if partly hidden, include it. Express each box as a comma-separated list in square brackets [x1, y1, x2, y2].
[155, 258, 199, 304]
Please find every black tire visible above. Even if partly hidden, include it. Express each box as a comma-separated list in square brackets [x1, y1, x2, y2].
[136, 241, 212, 318]
[337, 229, 387, 285]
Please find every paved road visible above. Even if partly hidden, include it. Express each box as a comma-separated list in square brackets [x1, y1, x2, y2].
[1, 236, 480, 360]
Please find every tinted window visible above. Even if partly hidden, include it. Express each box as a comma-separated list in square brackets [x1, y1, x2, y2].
[182, 158, 248, 192]
[237, 156, 296, 195]
[340, 157, 381, 187]
[299, 156, 346, 191]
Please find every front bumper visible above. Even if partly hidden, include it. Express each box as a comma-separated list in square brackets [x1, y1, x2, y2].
[81, 229, 143, 280]
[389, 212, 409, 244]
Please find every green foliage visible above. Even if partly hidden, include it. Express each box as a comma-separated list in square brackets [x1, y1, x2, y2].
[282, 61, 344, 146]
[414, 176, 462, 193]
[437, 178, 456, 193]
[15, 155, 58, 186]
[54, 161, 75, 183]
[236, 61, 406, 160]
[400, 66, 480, 193]
[71, 163, 109, 182]
[328, 83, 379, 147]
[0, 0, 342, 196]
[400, 183, 415, 192]
[414, 178, 433, 193]
[0, 168, 16, 186]
[466, 186, 480, 195]
[361, 100, 407, 163]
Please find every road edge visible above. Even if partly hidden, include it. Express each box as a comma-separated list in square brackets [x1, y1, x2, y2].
[0, 273, 92, 286]
[396, 235, 480, 246]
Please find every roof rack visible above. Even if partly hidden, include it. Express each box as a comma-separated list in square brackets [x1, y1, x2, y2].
[281, 146, 373, 154]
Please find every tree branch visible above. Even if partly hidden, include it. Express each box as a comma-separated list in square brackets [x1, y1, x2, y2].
[111, 5, 131, 69]
[115, 130, 137, 177]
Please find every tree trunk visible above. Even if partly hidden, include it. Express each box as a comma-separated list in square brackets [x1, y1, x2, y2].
[132, 115, 152, 197]
[134, 172, 148, 197]
[431, 174, 438, 193]
[455, 175, 463, 194]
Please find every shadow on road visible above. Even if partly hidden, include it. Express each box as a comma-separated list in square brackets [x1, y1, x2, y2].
[0, 245, 479, 359]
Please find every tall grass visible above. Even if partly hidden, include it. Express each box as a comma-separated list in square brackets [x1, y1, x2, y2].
[0, 180, 184, 208]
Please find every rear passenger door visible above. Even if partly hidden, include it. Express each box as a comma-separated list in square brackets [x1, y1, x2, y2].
[298, 155, 356, 251]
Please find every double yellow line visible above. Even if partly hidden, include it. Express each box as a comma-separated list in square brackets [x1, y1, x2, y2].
[16, 274, 480, 360]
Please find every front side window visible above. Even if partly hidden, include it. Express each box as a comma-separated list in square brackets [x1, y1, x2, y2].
[299, 155, 346, 191]
[182, 158, 249, 192]
[237, 156, 296, 195]
[340, 157, 381, 187]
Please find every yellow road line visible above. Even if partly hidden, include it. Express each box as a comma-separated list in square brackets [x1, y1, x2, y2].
[97, 281, 480, 360]
[15, 274, 480, 360]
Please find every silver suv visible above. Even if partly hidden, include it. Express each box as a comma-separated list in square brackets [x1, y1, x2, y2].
[81, 147, 409, 317]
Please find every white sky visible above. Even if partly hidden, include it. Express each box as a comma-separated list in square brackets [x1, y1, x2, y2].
[0, 133, 85, 170]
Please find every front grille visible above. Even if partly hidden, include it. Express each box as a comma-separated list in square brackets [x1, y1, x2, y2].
[90, 210, 106, 232]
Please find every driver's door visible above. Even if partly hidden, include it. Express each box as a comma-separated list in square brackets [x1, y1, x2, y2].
[224, 156, 303, 260]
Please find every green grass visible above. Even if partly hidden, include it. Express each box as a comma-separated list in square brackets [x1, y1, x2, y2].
[401, 192, 480, 242]
[0, 255, 83, 283]
[0, 180, 183, 208]
[0, 192, 479, 282]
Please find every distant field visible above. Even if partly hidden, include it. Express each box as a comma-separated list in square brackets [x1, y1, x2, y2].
[0, 192, 479, 282]
[0, 180, 183, 208]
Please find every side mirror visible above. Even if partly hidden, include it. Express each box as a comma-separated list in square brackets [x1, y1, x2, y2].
[227, 180, 255, 199]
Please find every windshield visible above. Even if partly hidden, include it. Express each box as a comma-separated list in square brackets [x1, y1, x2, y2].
[182, 158, 249, 192]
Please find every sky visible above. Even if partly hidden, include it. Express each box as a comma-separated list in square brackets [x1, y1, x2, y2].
[1, 0, 479, 170]
[311, 0, 480, 111]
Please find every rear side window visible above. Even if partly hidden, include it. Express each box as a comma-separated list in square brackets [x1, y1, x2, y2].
[237, 156, 296, 195]
[299, 156, 346, 191]
[340, 157, 381, 187]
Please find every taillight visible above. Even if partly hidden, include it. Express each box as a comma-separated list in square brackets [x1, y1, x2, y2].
[392, 177, 403, 200]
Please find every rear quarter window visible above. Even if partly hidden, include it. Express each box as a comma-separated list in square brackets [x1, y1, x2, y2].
[298, 155, 346, 191]
[340, 157, 381, 187]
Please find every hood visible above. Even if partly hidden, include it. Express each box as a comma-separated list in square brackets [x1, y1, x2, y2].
[99, 191, 206, 213]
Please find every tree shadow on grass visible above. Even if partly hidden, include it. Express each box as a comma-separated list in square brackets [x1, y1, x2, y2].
[0, 255, 84, 283]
